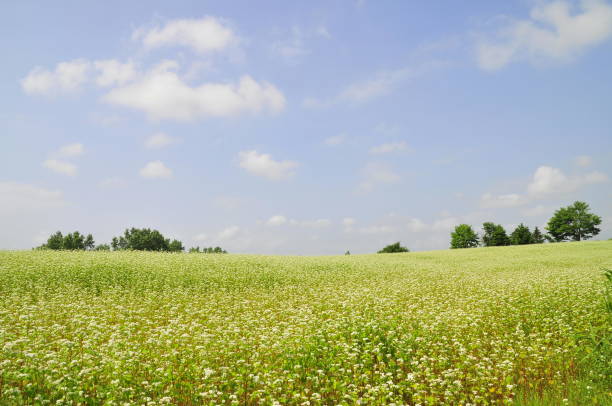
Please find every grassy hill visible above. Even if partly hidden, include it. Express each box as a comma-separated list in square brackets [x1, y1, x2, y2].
[0, 241, 610, 405]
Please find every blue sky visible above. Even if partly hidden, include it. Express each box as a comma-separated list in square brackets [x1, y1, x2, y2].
[1, 0, 611, 254]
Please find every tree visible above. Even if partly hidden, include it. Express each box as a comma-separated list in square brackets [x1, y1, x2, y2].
[510, 223, 533, 245]
[450, 224, 479, 249]
[532, 227, 545, 244]
[45, 231, 64, 250]
[110, 228, 184, 252]
[37, 231, 95, 250]
[377, 242, 409, 253]
[546, 201, 602, 242]
[168, 239, 184, 252]
[345, 250, 351, 255]
[94, 244, 110, 251]
[481, 222, 510, 247]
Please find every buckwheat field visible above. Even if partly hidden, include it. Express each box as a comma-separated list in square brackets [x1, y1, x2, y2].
[1, 241, 610, 405]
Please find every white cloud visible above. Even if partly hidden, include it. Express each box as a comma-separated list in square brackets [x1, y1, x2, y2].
[407, 218, 428, 232]
[267, 215, 288, 226]
[477, 0, 612, 70]
[521, 205, 554, 217]
[369, 141, 410, 154]
[238, 150, 298, 181]
[145, 132, 178, 149]
[359, 162, 401, 192]
[480, 192, 527, 208]
[343, 217, 356, 227]
[134, 16, 236, 54]
[527, 165, 608, 197]
[193, 233, 209, 242]
[0, 182, 65, 212]
[22, 59, 90, 95]
[271, 26, 310, 64]
[432, 217, 459, 231]
[574, 155, 592, 167]
[58, 143, 84, 157]
[43, 159, 77, 176]
[304, 61, 443, 108]
[94, 60, 137, 87]
[139, 160, 173, 179]
[324, 134, 347, 146]
[217, 225, 240, 240]
[289, 219, 331, 228]
[104, 61, 285, 121]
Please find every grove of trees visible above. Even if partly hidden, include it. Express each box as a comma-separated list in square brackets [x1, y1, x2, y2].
[451, 201, 601, 249]
[377, 242, 409, 253]
[37, 231, 95, 250]
[189, 246, 228, 254]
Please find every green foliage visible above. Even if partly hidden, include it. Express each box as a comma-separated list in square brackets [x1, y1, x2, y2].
[111, 228, 184, 252]
[481, 222, 510, 247]
[189, 246, 227, 254]
[377, 242, 409, 253]
[546, 201, 602, 242]
[37, 231, 95, 250]
[510, 223, 533, 245]
[531, 227, 545, 244]
[94, 244, 111, 251]
[450, 224, 479, 249]
[345, 250, 351, 255]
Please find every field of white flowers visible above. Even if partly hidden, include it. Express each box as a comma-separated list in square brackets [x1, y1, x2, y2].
[0, 241, 610, 405]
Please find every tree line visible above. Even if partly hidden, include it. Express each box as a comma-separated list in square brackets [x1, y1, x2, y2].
[36, 227, 227, 253]
[450, 201, 601, 249]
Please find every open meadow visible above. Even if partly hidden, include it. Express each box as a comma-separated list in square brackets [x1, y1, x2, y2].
[0, 241, 611, 405]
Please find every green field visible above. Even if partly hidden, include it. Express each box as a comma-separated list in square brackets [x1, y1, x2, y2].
[0, 242, 610, 405]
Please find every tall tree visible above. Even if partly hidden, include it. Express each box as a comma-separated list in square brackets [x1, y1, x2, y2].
[510, 224, 533, 245]
[45, 231, 64, 250]
[111, 228, 185, 252]
[531, 227, 545, 244]
[481, 222, 510, 247]
[546, 201, 602, 242]
[451, 224, 479, 249]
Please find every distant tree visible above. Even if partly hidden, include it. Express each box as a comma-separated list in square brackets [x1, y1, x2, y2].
[546, 201, 602, 242]
[450, 224, 479, 249]
[110, 228, 184, 252]
[94, 244, 110, 251]
[378, 242, 409, 253]
[531, 227, 545, 244]
[168, 239, 184, 252]
[481, 222, 510, 247]
[84, 234, 95, 250]
[45, 231, 64, 250]
[188, 246, 227, 254]
[510, 224, 533, 245]
[345, 250, 351, 255]
[37, 231, 95, 250]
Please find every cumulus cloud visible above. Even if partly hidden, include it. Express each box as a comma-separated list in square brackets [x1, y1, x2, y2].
[574, 154, 592, 167]
[238, 150, 298, 181]
[94, 60, 137, 87]
[103, 61, 285, 121]
[267, 215, 288, 226]
[369, 141, 410, 154]
[407, 218, 428, 232]
[0, 182, 65, 212]
[477, 0, 612, 70]
[58, 143, 84, 157]
[43, 159, 77, 176]
[527, 165, 608, 197]
[21, 59, 90, 95]
[359, 162, 401, 192]
[145, 132, 178, 149]
[139, 160, 173, 179]
[289, 219, 331, 228]
[480, 192, 527, 208]
[134, 16, 236, 54]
